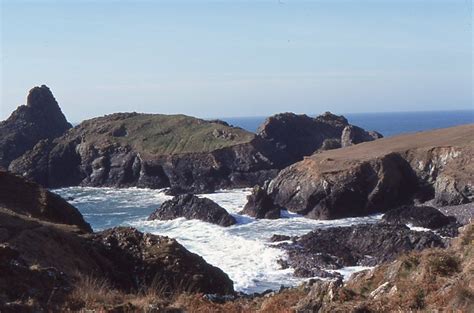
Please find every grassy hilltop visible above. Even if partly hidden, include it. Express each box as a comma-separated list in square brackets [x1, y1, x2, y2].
[66, 113, 256, 155]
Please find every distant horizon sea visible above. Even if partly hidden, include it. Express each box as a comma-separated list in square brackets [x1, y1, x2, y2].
[221, 110, 474, 137]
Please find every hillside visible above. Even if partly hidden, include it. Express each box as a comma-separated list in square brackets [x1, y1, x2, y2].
[267, 124, 474, 219]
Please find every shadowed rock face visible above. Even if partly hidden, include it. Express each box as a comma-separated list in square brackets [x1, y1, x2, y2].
[277, 223, 445, 278]
[148, 194, 237, 227]
[267, 125, 474, 219]
[382, 205, 456, 230]
[0, 170, 92, 233]
[257, 112, 382, 164]
[0, 85, 72, 168]
[240, 185, 281, 219]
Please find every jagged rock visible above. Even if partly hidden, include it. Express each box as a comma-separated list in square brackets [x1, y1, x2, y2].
[278, 223, 444, 278]
[256, 112, 381, 164]
[269, 234, 292, 242]
[341, 125, 383, 147]
[294, 278, 343, 313]
[240, 186, 281, 219]
[267, 125, 474, 219]
[0, 85, 71, 168]
[92, 227, 234, 294]
[382, 205, 456, 229]
[0, 170, 92, 233]
[148, 194, 237, 227]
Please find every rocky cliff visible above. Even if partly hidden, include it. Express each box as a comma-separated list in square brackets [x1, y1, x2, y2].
[256, 112, 382, 164]
[0, 85, 71, 168]
[267, 124, 474, 219]
[7, 87, 381, 193]
[9, 112, 283, 192]
[0, 171, 234, 311]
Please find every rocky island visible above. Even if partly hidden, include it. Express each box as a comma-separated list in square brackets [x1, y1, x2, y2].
[5, 86, 381, 194]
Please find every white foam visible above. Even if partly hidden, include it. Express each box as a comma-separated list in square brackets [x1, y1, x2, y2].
[54, 187, 381, 293]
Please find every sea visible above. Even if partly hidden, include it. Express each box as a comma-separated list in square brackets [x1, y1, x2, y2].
[55, 110, 473, 294]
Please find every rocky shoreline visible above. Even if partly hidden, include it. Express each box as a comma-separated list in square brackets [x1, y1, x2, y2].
[0, 86, 472, 312]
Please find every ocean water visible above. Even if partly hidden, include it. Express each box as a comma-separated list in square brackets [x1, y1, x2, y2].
[55, 187, 381, 293]
[54, 110, 472, 294]
[223, 110, 474, 136]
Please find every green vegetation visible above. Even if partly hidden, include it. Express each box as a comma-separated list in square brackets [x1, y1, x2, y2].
[75, 113, 255, 155]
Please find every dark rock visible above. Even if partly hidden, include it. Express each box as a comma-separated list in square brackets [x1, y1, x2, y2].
[435, 222, 461, 237]
[267, 125, 474, 220]
[269, 153, 418, 219]
[0, 244, 72, 312]
[240, 186, 281, 219]
[293, 265, 343, 279]
[148, 194, 237, 227]
[280, 223, 444, 277]
[0, 85, 71, 168]
[92, 227, 234, 294]
[0, 170, 92, 233]
[256, 112, 381, 165]
[382, 205, 456, 229]
[269, 234, 292, 242]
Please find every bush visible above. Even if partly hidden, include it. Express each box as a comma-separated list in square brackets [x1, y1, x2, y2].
[428, 253, 461, 276]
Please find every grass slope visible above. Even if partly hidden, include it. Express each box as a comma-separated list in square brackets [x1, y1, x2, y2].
[68, 113, 255, 156]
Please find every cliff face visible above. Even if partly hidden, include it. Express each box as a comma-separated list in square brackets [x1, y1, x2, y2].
[8, 112, 284, 192]
[267, 125, 474, 219]
[0, 85, 72, 168]
[256, 112, 382, 164]
[7, 88, 381, 193]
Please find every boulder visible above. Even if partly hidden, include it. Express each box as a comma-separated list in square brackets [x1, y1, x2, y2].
[148, 194, 237, 227]
[240, 186, 281, 219]
[382, 205, 456, 229]
[278, 223, 444, 278]
[0, 85, 71, 168]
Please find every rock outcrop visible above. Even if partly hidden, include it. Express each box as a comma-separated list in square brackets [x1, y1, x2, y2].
[91, 227, 234, 293]
[256, 112, 382, 164]
[291, 223, 473, 313]
[148, 194, 236, 226]
[267, 125, 474, 219]
[277, 223, 445, 278]
[9, 112, 284, 193]
[382, 205, 456, 230]
[5, 89, 381, 194]
[0, 170, 92, 232]
[0, 85, 71, 168]
[0, 171, 234, 311]
[240, 185, 281, 219]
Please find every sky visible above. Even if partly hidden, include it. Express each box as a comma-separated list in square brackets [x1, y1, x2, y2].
[1, 0, 472, 122]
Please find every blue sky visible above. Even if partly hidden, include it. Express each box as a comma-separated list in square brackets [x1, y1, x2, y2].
[1, 0, 472, 121]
